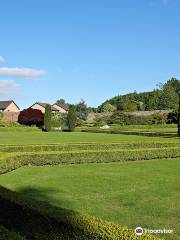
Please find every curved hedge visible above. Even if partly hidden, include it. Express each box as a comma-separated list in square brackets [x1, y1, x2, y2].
[0, 145, 180, 174]
[0, 141, 180, 152]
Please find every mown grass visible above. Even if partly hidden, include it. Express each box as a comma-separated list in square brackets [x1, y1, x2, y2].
[0, 130, 179, 145]
[0, 160, 179, 240]
[0, 128, 179, 239]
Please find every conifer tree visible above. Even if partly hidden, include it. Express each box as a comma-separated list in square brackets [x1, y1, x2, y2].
[44, 104, 52, 132]
[67, 105, 77, 131]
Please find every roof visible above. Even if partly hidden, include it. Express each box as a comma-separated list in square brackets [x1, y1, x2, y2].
[53, 103, 69, 111]
[33, 102, 58, 111]
[0, 100, 20, 110]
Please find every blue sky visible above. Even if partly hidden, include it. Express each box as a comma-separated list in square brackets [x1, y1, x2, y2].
[0, 0, 180, 109]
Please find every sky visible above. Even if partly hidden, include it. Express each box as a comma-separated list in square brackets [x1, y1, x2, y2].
[0, 0, 180, 109]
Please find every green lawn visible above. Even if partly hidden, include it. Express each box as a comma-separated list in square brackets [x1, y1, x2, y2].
[0, 130, 179, 145]
[0, 159, 179, 240]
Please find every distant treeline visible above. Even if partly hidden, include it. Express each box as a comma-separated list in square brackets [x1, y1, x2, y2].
[97, 78, 180, 112]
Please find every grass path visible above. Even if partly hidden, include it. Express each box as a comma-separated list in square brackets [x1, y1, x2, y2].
[0, 131, 179, 145]
[0, 159, 179, 240]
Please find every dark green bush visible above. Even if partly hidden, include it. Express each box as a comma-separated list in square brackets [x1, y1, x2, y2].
[67, 105, 77, 131]
[44, 105, 52, 132]
[1, 146, 180, 174]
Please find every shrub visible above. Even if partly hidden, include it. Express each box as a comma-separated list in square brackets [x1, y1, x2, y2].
[101, 103, 116, 112]
[18, 108, 44, 127]
[167, 111, 178, 124]
[123, 100, 138, 112]
[94, 117, 108, 126]
[151, 113, 167, 124]
[108, 112, 169, 125]
[67, 105, 77, 131]
[51, 112, 67, 128]
[44, 104, 52, 132]
[76, 99, 88, 120]
[116, 101, 124, 111]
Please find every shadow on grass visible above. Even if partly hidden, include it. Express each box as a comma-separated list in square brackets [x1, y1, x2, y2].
[0, 186, 89, 240]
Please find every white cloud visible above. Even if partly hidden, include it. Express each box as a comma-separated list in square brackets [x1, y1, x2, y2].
[0, 56, 5, 64]
[0, 67, 45, 78]
[0, 80, 20, 97]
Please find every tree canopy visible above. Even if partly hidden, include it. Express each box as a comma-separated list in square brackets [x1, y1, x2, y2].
[98, 78, 180, 112]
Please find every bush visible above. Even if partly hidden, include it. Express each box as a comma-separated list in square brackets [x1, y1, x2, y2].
[67, 105, 77, 131]
[151, 113, 167, 124]
[18, 108, 44, 127]
[101, 103, 116, 112]
[76, 99, 88, 120]
[94, 115, 110, 126]
[108, 111, 168, 125]
[167, 111, 178, 124]
[51, 112, 67, 128]
[44, 104, 52, 132]
[123, 100, 138, 112]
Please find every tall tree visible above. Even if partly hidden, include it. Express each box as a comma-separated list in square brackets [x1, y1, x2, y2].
[44, 104, 52, 131]
[76, 99, 88, 120]
[67, 105, 77, 131]
[56, 99, 66, 105]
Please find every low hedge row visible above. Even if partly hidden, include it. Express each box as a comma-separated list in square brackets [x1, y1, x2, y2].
[0, 142, 180, 152]
[81, 129, 177, 137]
[0, 187, 161, 240]
[1, 147, 180, 174]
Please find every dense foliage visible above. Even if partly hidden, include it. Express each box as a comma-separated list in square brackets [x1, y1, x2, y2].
[98, 78, 180, 112]
[44, 104, 52, 131]
[76, 99, 88, 120]
[55, 98, 69, 111]
[108, 112, 168, 125]
[67, 105, 77, 131]
[100, 103, 116, 112]
[51, 112, 67, 128]
[18, 108, 44, 127]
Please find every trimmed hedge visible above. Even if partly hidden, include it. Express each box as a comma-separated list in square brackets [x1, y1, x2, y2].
[0, 142, 171, 239]
[0, 142, 180, 152]
[1, 146, 180, 174]
[81, 128, 177, 137]
[0, 187, 161, 240]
